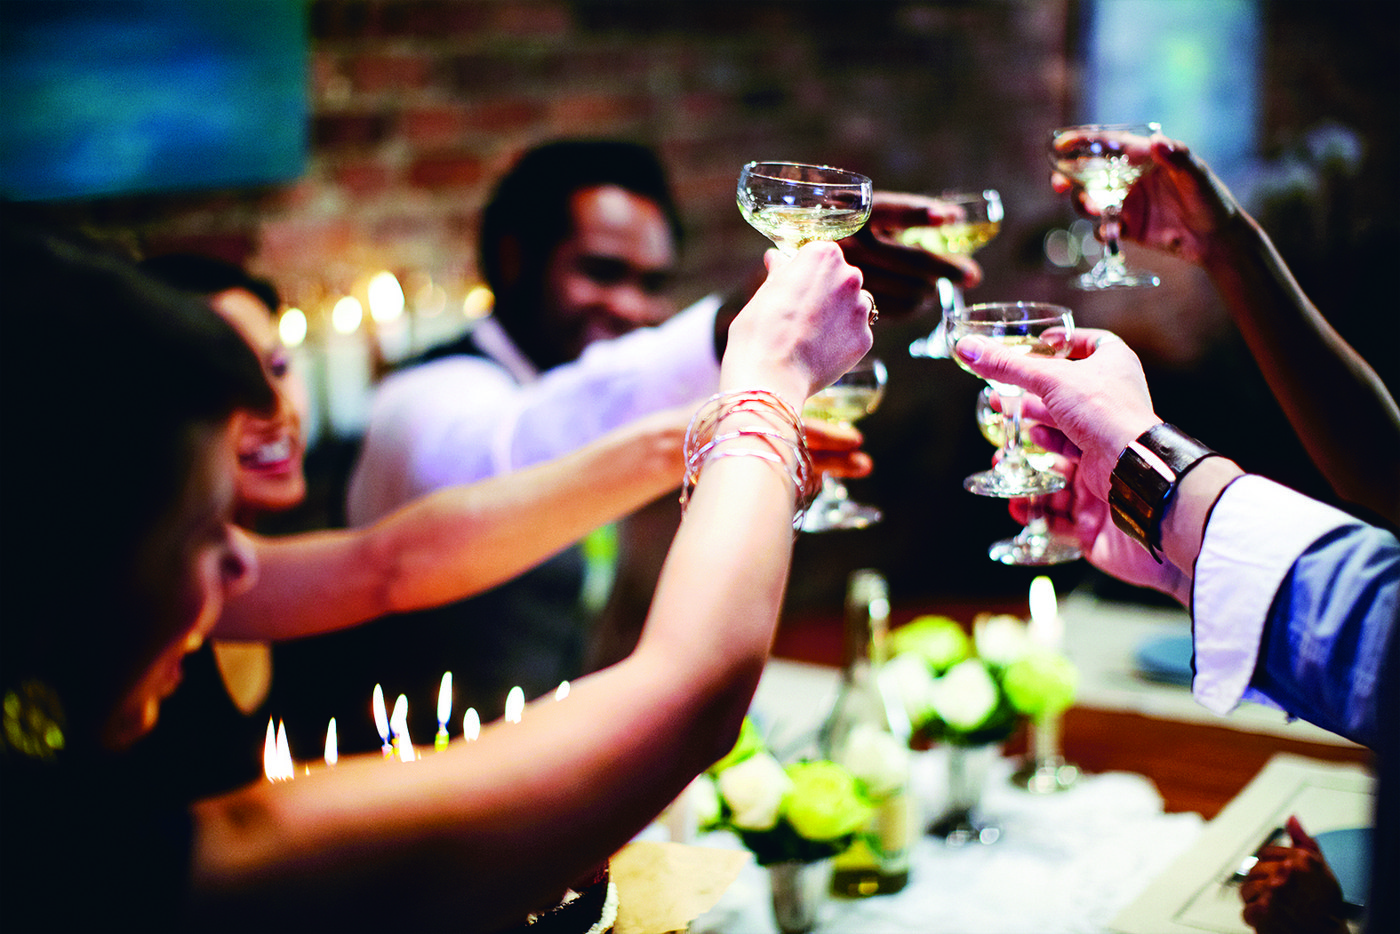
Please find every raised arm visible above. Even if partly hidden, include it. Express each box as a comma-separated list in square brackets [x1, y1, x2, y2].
[1055, 135, 1400, 524]
[188, 242, 872, 931]
[217, 407, 689, 641]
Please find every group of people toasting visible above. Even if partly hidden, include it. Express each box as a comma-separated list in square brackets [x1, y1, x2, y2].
[1, 122, 1393, 934]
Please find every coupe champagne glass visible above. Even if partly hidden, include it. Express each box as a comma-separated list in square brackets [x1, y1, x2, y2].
[737, 161, 873, 257]
[800, 356, 887, 532]
[944, 302, 1073, 498]
[974, 388, 1082, 565]
[905, 188, 1003, 359]
[1048, 122, 1161, 290]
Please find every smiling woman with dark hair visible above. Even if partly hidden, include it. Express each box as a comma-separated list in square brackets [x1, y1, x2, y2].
[0, 209, 875, 932]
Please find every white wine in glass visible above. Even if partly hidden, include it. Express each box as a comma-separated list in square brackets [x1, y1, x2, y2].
[1048, 122, 1160, 290]
[800, 357, 887, 532]
[905, 189, 1003, 359]
[737, 162, 873, 257]
[974, 388, 1082, 566]
[945, 302, 1073, 498]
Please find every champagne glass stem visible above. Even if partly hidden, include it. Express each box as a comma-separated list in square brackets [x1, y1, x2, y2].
[1002, 392, 1026, 469]
[1099, 206, 1126, 274]
[820, 473, 849, 504]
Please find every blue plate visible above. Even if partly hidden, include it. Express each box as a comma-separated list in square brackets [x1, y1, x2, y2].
[1315, 827, 1372, 910]
[1133, 633, 1193, 685]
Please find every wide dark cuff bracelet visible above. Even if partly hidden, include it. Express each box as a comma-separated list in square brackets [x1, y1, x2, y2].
[1108, 424, 1217, 562]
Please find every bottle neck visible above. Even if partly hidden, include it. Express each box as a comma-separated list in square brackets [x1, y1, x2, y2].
[844, 569, 890, 671]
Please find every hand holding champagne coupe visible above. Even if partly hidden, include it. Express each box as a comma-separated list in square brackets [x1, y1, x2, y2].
[945, 302, 1073, 498]
[1048, 123, 1161, 290]
[975, 388, 1082, 565]
[905, 189, 1003, 359]
[800, 356, 887, 532]
[737, 161, 873, 258]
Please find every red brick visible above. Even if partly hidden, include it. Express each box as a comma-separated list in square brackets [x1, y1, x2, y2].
[313, 112, 395, 150]
[351, 53, 434, 94]
[408, 151, 486, 190]
[332, 159, 395, 196]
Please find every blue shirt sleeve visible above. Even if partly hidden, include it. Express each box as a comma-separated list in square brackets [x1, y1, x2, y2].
[1252, 522, 1400, 748]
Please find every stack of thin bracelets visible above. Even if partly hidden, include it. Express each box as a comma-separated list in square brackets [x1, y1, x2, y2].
[680, 389, 817, 531]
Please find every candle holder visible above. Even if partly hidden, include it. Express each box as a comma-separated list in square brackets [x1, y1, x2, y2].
[1010, 710, 1079, 793]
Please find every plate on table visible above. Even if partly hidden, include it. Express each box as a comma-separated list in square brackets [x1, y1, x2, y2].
[1132, 633, 1193, 685]
[1315, 826, 1372, 910]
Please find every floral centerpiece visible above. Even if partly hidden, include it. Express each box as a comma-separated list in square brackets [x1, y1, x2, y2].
[695, 718, 879, 932]
[883, 613, 1077, 747]
[695, 717, 874, 865]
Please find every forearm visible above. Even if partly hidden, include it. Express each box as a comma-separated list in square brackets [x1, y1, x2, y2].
[1204, 212, 1400, 523]
[220, 418, 684, 641]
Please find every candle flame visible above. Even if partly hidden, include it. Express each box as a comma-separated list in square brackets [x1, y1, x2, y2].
[368, 271, 405, 324]
[1028, 575, 1063, 649]
[275, 720, 294, 780]
[437, 672, 453, 726]
[263, 718, 277, 781]
[325, 718, 338, 766]
[372, 684, 389, 742]
[391, 694, 416, 761]
[463, 708, 480, 741]
[554, 681, 570, 701]
[504, 686, 525, 724]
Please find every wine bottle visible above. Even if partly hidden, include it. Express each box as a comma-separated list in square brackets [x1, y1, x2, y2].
[821, 569, 914, 897]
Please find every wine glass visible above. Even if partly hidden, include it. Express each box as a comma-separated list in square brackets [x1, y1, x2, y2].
[944, 302, 1073, 498]
[974, 388, 1082, 565]
[905, 189, 1004, 359]
[800, 356, 887, 532]
[737, 161, 873, 257]
[1048, 122, 1161, 290]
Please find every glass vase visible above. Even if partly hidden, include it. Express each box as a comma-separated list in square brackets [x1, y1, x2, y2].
[927, 743, 1001, 846]
[768, 859, 829, 934]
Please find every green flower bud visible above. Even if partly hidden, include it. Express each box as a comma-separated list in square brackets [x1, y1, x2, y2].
[1003, 650, 1078, 717]
[889, 615, 969, 672]
[782, 760, 873, 842]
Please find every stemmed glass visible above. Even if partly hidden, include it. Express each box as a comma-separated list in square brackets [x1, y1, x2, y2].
[1048, 123, 1161, 290]
[737, 161, 873, 258]
[974, 388, 1082, 565]
[906, 189, 1004, 359]
[800, 356, 887, 532]
[944, 302, 1073, 498]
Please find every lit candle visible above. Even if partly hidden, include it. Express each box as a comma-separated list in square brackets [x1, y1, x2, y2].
[1028, 575, 1063, 651]
[554, 681, 570, 701]
[462, 708, 480, 741]
[504, 685, 524, 724]
[276, 719, 295, 780]
[325, 718, 338, 767]
[436, 672, 452, 751]
[391, 693, 416, 762]
[372, 684, 392, 759]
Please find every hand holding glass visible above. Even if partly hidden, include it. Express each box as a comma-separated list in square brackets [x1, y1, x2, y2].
[1048, 123, 1160, 290]
[945, 302, 1073, 498]
[737, 162, 873, 257]
[800, 357, 887, 532]
[906, 189, 1003, 359]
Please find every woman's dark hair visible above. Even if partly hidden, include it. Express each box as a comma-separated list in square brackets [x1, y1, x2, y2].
[139, 252, 281, 315]
[477, 139, 684, 360]
[1, 214, 275, 748]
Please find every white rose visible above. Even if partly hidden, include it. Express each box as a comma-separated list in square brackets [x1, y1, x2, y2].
[837, 723, 909, 799]
[883, 653, 938, 727]
[930, 659, 1000, 733]
[717, 752, 792, 831]
[690, 774, 722, 831]
[974, 614, 1031, 667]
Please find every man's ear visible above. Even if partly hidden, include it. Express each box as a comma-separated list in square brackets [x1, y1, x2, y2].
[497, 233, 523, 288]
